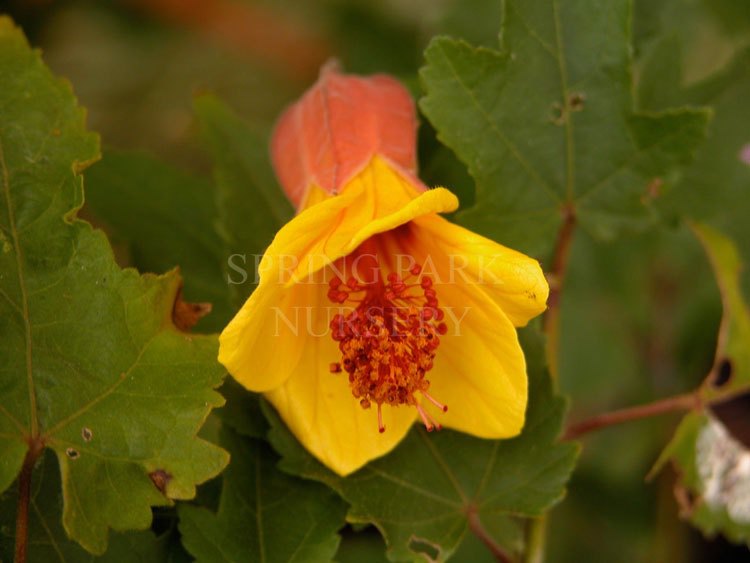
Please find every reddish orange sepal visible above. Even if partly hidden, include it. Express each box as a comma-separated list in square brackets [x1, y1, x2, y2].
[271, 62, 418, 208]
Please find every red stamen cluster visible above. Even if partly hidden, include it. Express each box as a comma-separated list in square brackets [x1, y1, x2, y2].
[327, 263, 448, 432]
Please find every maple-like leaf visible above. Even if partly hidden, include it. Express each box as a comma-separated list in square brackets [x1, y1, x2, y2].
[420, 0, 710, 259]
[0, 17, 227, 554]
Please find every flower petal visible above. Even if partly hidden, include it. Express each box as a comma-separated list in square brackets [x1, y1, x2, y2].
[409, 215, 548, 327]
[264, 279, 417, 476]
[218, 279, 318, 392]
[426, 288, 527, 437]
[259, 156, 459, 286]
[371, 224, 529, 436]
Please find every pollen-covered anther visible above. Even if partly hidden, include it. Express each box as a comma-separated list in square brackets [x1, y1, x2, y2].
[327, 261, 448, 432]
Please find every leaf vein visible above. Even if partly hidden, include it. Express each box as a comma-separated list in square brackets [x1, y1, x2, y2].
[436, 42, 561, 205]
[0, 133, 38, 437]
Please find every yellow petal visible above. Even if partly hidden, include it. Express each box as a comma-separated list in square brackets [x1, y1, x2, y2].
[258, 156, 459, 286]
[425, 287, 527, 437]
[409, 214, 548, 327]
[371, 224, 529, 436]
[219, 156, 458, 392]
[218, 279, 317, 392]
[264, 277, 417, 476]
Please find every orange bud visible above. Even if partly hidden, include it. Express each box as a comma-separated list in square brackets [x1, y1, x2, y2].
[271, 62, 418, 208]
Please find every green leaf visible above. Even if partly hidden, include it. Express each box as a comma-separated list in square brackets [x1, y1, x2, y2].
[419, 0, 710, 258]
[692, 224, 750, 397]
[0, 17, 227, 553]
[650, 225, 750, 544]
[178, 426, 347, 563]
[85, 150, 231, 332]
[0, 451, 168, 562]
[703, 0, 750, 36]
[214, 379, 268, 440]
[639, 42, 750, 282]
[433, 0, 505, 49]
[193, 94, 293, 306]
[265, 331, 578, 561]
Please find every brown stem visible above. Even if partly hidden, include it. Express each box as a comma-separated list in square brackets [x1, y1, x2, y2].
[467, 509, 514, 563]
[543, 206, 576, 379]
[14, 440, 43, 563]
[563, 391, 701, 441]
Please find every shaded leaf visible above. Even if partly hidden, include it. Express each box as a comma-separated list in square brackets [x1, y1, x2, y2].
[335, 526, 388, 563]
[214, 379, 268, 440]
[0, 451, 167, 562]
[692, 224, 750, 398]
[651, 225, 750, 544]
[265, 330, 578, 561]
[193, 94, 293, 306]
[84, 150, 231, 332]
[178, 426, 347, 563]
[0, 17, 227, 553]
[639, 42, 750, 288]
[419, 0, 710, 259]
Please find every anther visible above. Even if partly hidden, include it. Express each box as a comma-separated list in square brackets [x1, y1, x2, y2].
[327, 253, 448, 434]
[416, 404, 436, 432]
[423, 391, 448, 412]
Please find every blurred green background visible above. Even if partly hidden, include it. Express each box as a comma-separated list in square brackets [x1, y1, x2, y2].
[4, 0, 749, 560]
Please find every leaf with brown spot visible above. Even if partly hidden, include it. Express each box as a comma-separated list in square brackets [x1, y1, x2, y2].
[0, 18, 228, 555]
[172, 285, 213, 331]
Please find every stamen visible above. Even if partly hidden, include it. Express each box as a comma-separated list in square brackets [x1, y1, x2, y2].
[327, 251, 449, 434]
[422, 390, 448, 412]
[416, 404, 434, 431]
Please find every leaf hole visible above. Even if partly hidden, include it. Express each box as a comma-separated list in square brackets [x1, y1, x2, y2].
[712, 358, 733, 388]
[568, 91, 586, 112]
[66, 448, 80, 459]
[408, 535, 441, 561]
[550, 102, 566, 126]
[81, 427, 93, 442]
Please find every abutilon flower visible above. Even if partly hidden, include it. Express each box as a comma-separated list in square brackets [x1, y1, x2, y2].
[218, 65, 549, 476]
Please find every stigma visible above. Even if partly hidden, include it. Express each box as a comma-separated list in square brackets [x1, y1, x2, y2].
[327, 258, 448, 434]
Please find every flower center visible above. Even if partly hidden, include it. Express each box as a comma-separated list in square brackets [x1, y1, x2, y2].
[327, 257, 448, 434]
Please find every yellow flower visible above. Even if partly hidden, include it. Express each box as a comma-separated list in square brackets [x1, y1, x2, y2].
[218, 66, 549, 476]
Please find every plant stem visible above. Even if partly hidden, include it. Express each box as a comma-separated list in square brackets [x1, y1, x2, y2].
[563, 391, 701, 441]
[543, 206, 576, 379]
[467, 509, 514, 563]
[526, 209, 577, 563]
[14, 440, 42, 563]
[523, 517, 547, 563]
